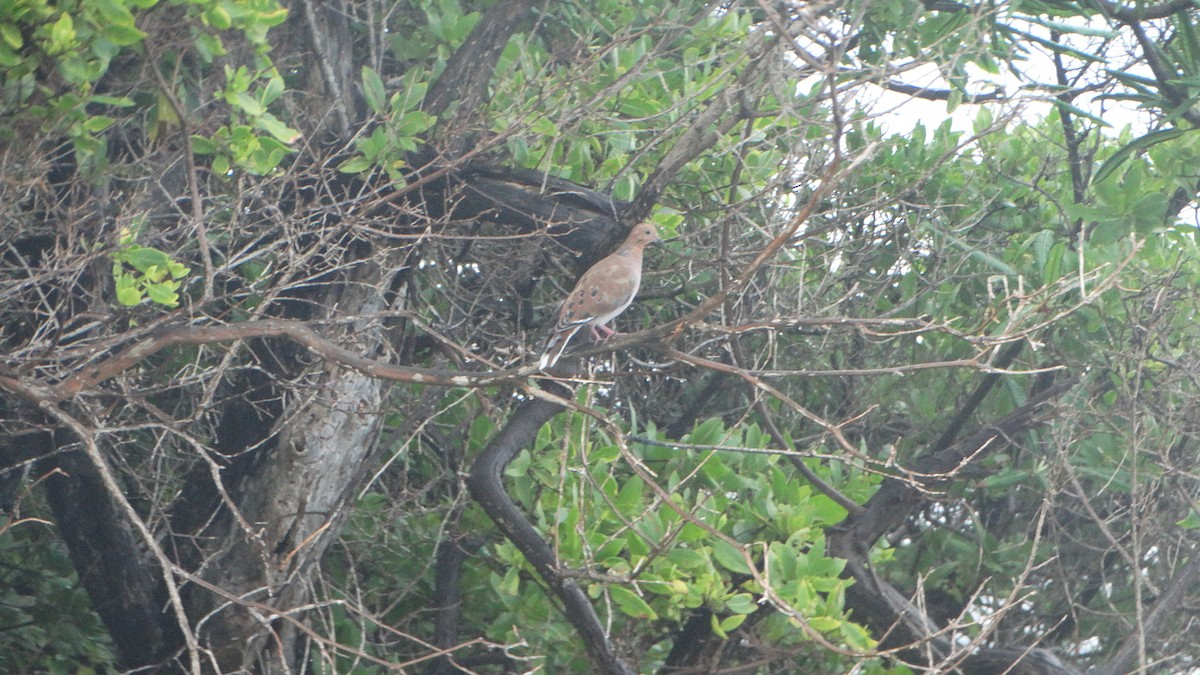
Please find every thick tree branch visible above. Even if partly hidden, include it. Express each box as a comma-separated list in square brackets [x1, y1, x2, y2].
[1091, 545, 1200, 675]
[37, 429, 180, 670]
[299, 0, 355, 137]
[828, 373, 1079, 669]
[17, 397, 204, 672]
[466, 375, 634, 675]
[423, 0, 540, 155]
[430, 534, 486, 675]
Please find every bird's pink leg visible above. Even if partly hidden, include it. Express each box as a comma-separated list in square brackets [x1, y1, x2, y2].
[590, 324, 616, 341]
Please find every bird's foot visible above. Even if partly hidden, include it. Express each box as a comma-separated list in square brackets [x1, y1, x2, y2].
[590, 325, 617, 341]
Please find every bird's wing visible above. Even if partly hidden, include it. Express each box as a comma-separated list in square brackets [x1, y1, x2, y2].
[555, 256, 639, 329]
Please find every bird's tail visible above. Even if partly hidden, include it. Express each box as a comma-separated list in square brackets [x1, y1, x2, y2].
[539, 325, 581, 370]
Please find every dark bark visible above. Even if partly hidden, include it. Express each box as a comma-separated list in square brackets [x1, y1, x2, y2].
[659, 608, 714, 673]
[423, 0, 541, 156]
[428, 534, 485, 675]
[411, 159, 627, 267]
[1090, 548, 1200, 675]
[664, 371, 732, 440]
[466, 372, 635, 675]
[277, 0, 358, 139]
[44, 436, 179, 670]
[825, 340, 1084, 673]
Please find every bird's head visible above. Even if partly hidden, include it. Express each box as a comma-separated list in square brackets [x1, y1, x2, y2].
[626, 222, 663, 249]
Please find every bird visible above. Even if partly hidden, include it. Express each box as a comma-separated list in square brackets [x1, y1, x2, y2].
[538, 222, 662, 370]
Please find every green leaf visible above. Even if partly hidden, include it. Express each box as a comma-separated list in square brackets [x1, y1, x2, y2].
[190, 135, 217, 154]
[504, 449, 531, 478]
[1093, 128, 1192, 185]
[0, 45, 24, 67]
[531, 117, 558, 136]
[362, 66, 386, 115]
[711, 539, 751, 574]
[968, 250, 1018, 276]
[808, 616, 841, 632]
[710, 612, 729, 639]
[261, 76, 285, 106]
[590, 444, 619, 463]
[83, 115, 114, 132]
[205, 5, 232, 30]
[103, 22, 146, 46]
[689, 417, 725, 447]
[665, 547, 708, 570]
[145, 282, 180, 306]
[396, 110, 435, 136]
[614, 475, 643, 511]
[1027, 229, 1054, 272]
[1053, 98, 1111, 129]
[337, 156, 372, 174]
[1177, 509, 1200, 529]
[980, 468, 1030, 490]
[235, 91, 265, 116]
[0, 23, 22, 49]
[723, 593, 758, 614]
[90, 94, 135, 108]
[610, 586, 657, 619]
[498, 567, 519, 595]
[254, 113, 300, 144]
[256, 6, 289, 27]
[49, 13, 77, 53]
[840, 620, 875, 649]
[195, 32, 225, 61]
[719, 613, 747, 633]
[117, 286, 142, 306]
[810, 495, 849, 526]
[122, 246, 170, 272]
[946, 88, 962, 115]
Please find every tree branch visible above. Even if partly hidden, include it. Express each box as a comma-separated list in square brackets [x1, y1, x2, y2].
[423, 0, 540, 156]
[466, 374, 634, 675]
[0, 319, 540, 404]
[828, 375, 1079, 667]
[1092, 544, 1200, 675]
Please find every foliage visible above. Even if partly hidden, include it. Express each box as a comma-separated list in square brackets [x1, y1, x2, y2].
[111, 226, 191, 307]
[0, 518, 117, 674]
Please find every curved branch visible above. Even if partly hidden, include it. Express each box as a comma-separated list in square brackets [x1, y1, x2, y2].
[430, 534, 487, 675]
[466, 375, 634, 675]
